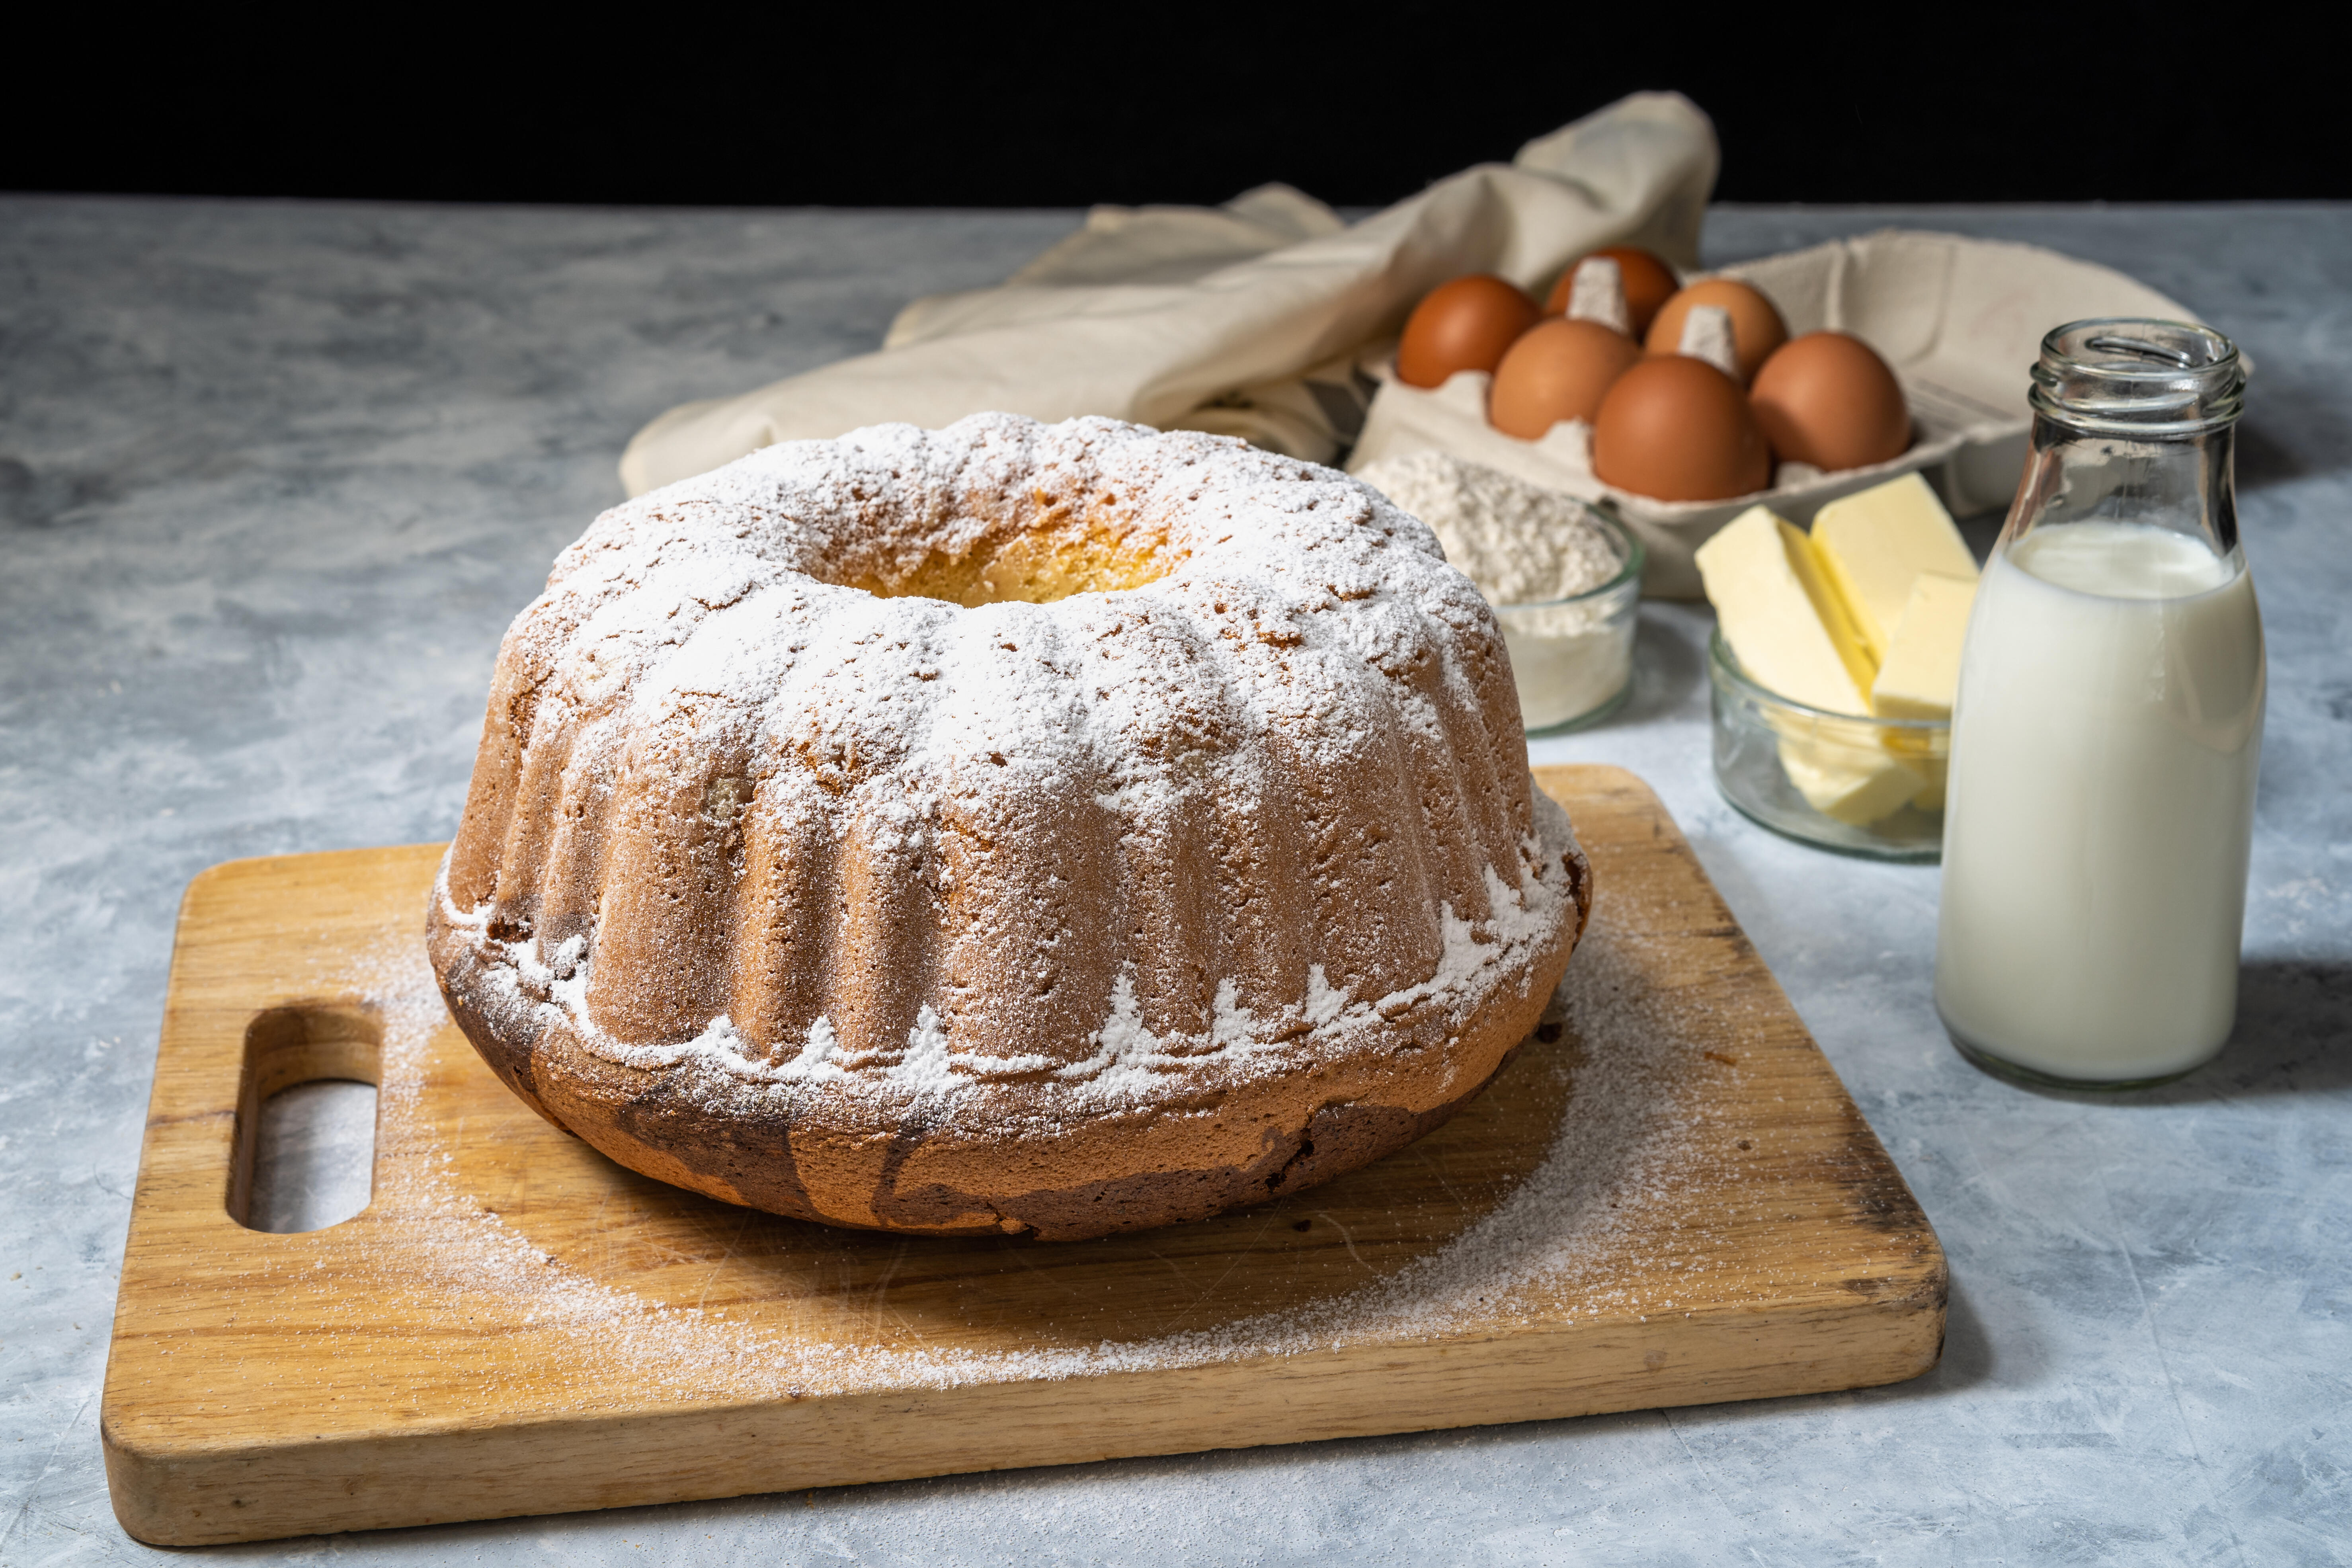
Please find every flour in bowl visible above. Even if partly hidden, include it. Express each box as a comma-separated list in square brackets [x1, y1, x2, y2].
[1356, 450, 1620, 607]
[1357, 451, 1638, 729]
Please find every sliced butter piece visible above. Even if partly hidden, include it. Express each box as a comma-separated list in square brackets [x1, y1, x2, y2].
[1776, 736, 1926, 826]
[1874, 572, 1975, 811]
[1886, 722, 1950, 812]
[1788, 525, 1878, 697]
[1909, 760, 1951, 814]
[1695, 505, 1872, 715]
[1811, 473, 1978, 664]
[1871, 572, 1979, 721]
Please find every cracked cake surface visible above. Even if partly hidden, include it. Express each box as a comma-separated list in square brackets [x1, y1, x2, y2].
[427, 413, 1589, 1239]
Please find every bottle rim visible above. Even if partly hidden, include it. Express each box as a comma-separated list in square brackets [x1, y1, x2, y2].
[2028, 317, 2244, 437]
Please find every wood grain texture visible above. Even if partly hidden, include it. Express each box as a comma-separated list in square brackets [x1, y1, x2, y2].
[100, 765, 1946, 1546]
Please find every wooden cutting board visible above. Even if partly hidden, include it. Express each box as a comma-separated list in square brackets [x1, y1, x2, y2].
[101, 765, 1945, 1546]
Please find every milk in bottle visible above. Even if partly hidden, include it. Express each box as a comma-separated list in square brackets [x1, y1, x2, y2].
[1935, 322, 2264, 1087]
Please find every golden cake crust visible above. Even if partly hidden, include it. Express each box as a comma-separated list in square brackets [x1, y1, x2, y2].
[427, 414, 1589, 1240]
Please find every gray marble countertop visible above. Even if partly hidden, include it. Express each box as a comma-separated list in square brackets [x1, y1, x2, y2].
[4, 197, 2346, 1566]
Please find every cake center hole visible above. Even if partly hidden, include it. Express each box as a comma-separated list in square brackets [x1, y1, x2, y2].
[832, 499, 1177, 608]
[874, 533, 1172, 608]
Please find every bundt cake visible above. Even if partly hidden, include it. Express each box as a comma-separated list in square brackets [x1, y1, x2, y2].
[427, 413, 1590, 1240]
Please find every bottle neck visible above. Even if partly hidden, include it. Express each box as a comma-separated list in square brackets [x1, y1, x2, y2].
[2004, 416, 2239, 559]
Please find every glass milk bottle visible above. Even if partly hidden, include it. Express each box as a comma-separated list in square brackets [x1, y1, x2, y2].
[1935, 320, 2264, 1088]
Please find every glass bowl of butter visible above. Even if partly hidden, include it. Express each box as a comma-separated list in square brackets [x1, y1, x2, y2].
[1709, 627, 1950, 859]
[1696, 473, 1977, 861]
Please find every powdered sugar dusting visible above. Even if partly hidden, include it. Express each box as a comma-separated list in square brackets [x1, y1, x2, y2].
[436, 413, 1580, 1145]
[442, 801, 1577, 1118]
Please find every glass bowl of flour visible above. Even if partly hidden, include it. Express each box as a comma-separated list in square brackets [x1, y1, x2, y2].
[1357, 452, 1642, 733]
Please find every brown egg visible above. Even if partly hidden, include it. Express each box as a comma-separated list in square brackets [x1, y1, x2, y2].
[1750, 331, 1912, 471]
[1591, 355, 1773, 501]
[1487, 319, 1644, 439]
[1644, 279, 1789, 383]
[1545, 246, 1679, 337]
[1396, 275, 1541, 389]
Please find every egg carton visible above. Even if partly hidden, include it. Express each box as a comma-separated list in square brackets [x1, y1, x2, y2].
[1346, 228, 2204, 598]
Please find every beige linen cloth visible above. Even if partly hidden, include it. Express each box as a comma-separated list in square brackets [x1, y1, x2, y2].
[618, 92, 1718, 496]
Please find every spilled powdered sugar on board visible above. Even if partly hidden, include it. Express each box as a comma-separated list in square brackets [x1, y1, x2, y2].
[340, 902, 1708, 1402]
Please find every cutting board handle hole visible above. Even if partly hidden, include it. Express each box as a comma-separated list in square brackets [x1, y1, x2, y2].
[227, 1006, 383, 1234]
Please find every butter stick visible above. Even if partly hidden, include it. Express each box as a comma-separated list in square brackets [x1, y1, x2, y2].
[1780, 739, 1926, 826]
[1695, 505, 1872, 714]
[1811, 473, 1978, 665]
[1872, 571, 1977, 811]
[1871, 572, 1979, 722]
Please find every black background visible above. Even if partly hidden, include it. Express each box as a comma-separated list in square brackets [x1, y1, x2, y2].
[6, 16, 2338, 208]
